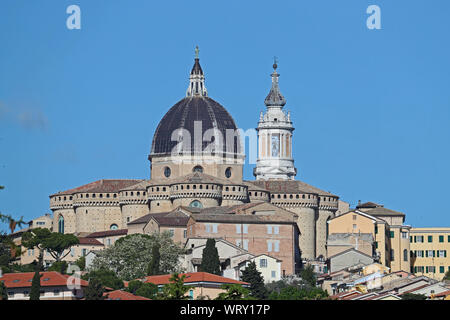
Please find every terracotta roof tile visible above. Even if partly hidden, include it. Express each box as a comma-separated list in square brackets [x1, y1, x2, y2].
[250, 180, 337, 196]
[85, 229, 128, 238]
[103, 290, 150, 300]
[51, 179, 144, 196]
[143, 272, 248, 286]
[0, 272, 89, 288]
[77, 237, 104, 246]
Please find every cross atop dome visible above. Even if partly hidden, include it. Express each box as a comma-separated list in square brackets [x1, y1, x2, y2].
[187, 46, 208, 97]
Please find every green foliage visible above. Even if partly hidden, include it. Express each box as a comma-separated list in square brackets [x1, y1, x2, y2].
[48, 261, 68, 274]
[443, 270, 450, 281]
[126, 280, 144, 294]
[90, 233, 184, 281]
[75, 256, 86, 271]
[401, 293, 427, 300]
[82, 268, 124, 290]
[200, 238, 221, 275]
[22, 228, 79, 269]
[0, 280, 7, 300]
[30, 270, 42, 300]
[147, 243, 161, 276]
[157, 273, 192, 300]
[299, 264, 316, 287]
[268, 285, 328, 300]
[215, 284, 254, 300]
[84, 278, 105, 300]
[135, 283, 158, 299]
[241, 261, 268, 299]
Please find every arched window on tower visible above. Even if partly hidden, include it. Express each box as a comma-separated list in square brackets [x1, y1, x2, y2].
[58, 215, 64, 234]
[193, 166, 204, 173]
[110, 224, 119, 230]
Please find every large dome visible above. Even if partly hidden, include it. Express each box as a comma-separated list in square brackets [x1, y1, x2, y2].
[150, 96, 240, 157]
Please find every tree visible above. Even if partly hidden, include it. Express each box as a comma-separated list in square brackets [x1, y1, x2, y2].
[48, 261, 68, 274]
[299, 264, 316, 287]
[401, 293, 427, 300]
[158, 273, 192, 300]
[241, 261, 268, 299]
[147, 243, 161, 276]
[30, 270, 42, 300]
[84, 278, 105, 300]
[75, 256, 86, 271]
[215, 284, 254, 300]
[90, 233, 184, 281]
[135, 283, 158, 299]
[0, 280, 7, 300]
[22, 229, 79, 269]
[268, 285, 328, 300]
[200, 238, 221, 275]
[82, 268, 124, 290]
[0, 233, 21, 273]
[443, 270, 450, 281]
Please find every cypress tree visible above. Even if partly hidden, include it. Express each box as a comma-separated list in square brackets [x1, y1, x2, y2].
[0, 280, 7, 300]
[241, 261, 268, 299]
[147, 243, 161, 276]
[200, 238, 221, 275]
[29, 270, 42, 300]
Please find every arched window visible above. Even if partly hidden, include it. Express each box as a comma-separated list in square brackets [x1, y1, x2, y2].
[110, 224, 119, 230]
[193, 166, 203, 173]
[58, 215, 64, 234]
[189, 200, 203, 208]
[225, 167, 232, 178]
[403, 249, 408, 261]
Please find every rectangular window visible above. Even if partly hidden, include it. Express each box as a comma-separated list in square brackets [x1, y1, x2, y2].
[448, 235, 450, 242]
[169, 229, 174, 237]
[390, 231, 395, 239]
[243, 239, 249, 251]
[375, 241, 378, 249]
[236, 239, 242, 248]
[260, 259, 267, 268]
[439, 235, 444, 243]
[183, 230, 187, 238]
[205, 224, 211, 233]
[410, 236, 413, 242]
[271, 271, 276, 278]
[212, 224, 218, 233]
[353, 224, 357, 230]
[353, 215, 357, 220]
[274, 226, 279, 235]
[416, 236, 424, 243]
[375, 225, 378, 234]
[267, 241, 272, 252]
[107, 239, 111, 246]
[243, 224, 248, 234]
[267, 226, 272, 234]
[428, 235, 433, 243]
[401, 232, 408, 239]
[274, 241, 280, 252]
[236, 225, 241, 234]
[390, 249, 395, 261]
[70, 248, 75, 257]
[438, 250, 446, 257]
[440, 266, 445, 273]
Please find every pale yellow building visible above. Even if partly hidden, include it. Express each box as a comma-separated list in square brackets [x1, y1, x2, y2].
[410, 227, 450, 280]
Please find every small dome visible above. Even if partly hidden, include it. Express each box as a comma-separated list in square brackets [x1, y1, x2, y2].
[150, 96, 240, 157]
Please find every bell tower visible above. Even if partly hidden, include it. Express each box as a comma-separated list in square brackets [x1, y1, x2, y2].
[253, 60, 297, 180]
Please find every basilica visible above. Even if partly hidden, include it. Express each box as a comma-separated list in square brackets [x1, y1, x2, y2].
[49, 49, 349, 270]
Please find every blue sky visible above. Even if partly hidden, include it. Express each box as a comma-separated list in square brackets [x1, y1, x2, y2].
[1, 0, 449, 231]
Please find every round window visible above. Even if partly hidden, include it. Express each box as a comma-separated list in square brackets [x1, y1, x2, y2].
[225, 167, 232, 178]
[164, 167, 171, 178]
[110, 224, 118, 230]
[189, 200, 203, 208]
[193, 166, 204, 173]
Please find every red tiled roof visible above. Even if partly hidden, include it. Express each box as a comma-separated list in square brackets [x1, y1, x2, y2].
[0, 272, 89, 288]
[434, 290, 450, 298]
[103, 290, 150, 300]
[78, 237, 104, 246]
[86, 229, 128, 238]
[51, 179, 144, 196]
[143, 272, 248, 286]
